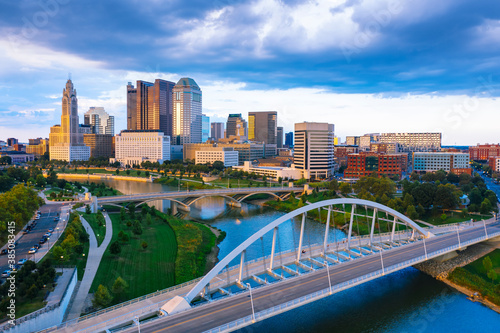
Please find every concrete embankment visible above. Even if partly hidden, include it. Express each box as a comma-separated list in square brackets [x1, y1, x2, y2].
[55, 173, 153, 183]
[414, 242, 500, 314]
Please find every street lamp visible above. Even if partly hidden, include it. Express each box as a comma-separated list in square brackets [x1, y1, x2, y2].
[246, 283, 256, 322]
[324, 261, 332, 294]
[60, 256, 64, 274]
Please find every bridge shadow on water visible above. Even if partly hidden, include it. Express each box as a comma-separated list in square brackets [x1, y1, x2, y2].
[234, 267, 500, 333]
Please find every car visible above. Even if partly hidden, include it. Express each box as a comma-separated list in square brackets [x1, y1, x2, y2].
[39, 238, 47, 245]
[0, 249, 7, 255]
[11, 265, 20, 272]
[33, 244, 40, 250]
[48, 228, 54, 232]
[1, 270, 10, 278]
[28, 248, 37, 254]
[23, 230, 29, 234]
[54, 217, 59, 222]
[44, 232, 52, 237]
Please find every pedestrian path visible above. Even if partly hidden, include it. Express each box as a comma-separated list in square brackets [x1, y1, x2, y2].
[64, 212, 113, 320]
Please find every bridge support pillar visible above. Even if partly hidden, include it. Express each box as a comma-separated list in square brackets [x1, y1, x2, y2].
[269, 227, 278, 270]
[323, 206, 332, 254]
[370, 208, 377, 248]
[91, 196, 98, 213]
[161, 296, 191, 315]
[238, 250, 246, 283]
[227, 200, 242, 208]
[171, 202, 177, 215]
[297, 213, 306, 261]
[347, 205, 356, 250]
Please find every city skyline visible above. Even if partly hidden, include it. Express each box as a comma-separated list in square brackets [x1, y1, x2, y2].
[1, 1, 500, 144]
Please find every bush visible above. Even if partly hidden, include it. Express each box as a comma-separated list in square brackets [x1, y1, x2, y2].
[141, 241, 148, 250]
[109, 241, 121, 255]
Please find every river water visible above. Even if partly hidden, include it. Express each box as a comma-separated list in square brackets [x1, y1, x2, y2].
[72, 178, 500, 332]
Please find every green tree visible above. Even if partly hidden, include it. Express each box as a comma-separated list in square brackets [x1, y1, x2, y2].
[339, 182, 352, 195]
[109, 241, 121, 255]
[403, 193, 415, 209]
[213, 161, 224, 171]
[141, 241, 148, 250]
[406, 204, 419, 220]
[120, 207, 126, 221]
[145, 171, 150, 177]
[35, 174, 46, 187]
[440, 213, 447, 222]
[480, 198, 492, 214]
[434, 184, 458, 210]
[26, 284, 39, 299]
[141, 205, 149, 216]
[111, 276, 128, 300]
[145, 213, 152, 225]
[132, 221, 143, 235]
[483, 256, 493, 273]
[126, 169, 131, 175]
[115, 169, 120, 175]
[136, 170, 141, 176]
[93, 284, 112, 308]
[487, 269, 497, 283]
[85, 204, 91, 214]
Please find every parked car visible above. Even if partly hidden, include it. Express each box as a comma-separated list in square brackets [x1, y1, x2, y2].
[23, 229, 29, 234]
[48, 228, 54, 232]
[33, 244, 40, 250]
[28, 247, 37, 254]
[0, 249, 7, 255]
[44, 232, 52, 237]
[18, 259, 27, 265]
[39, 238, 47, 245]
[1, 270, 10, 278]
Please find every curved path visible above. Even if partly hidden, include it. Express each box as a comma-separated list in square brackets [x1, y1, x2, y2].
[65, 212, 113, 321]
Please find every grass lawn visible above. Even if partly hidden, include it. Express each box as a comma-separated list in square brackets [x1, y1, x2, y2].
[90, 213, 177, 305]
[80, 213, 106, 246]
[448, 249, 500, 306]
[14, 297, 47, 319]
[421, 211, 492, 225]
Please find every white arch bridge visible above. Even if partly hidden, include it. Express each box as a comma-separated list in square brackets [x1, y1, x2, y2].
[95, 187, 303, 214]
[46, 198, 500, 333]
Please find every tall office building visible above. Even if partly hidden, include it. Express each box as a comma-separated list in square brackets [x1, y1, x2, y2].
[126, 79, 175, 136]
[84, 107, 115, 135]
[294, 122, 335, 179]
[49, 79, 90, 161]
[211, 122, 225, 141]
[7, 138, 18, 147]
[248, 111, 277, 144]
[285, 132, 293, 148]
[226, 114, 247, 140]
[202, 114, 210, 142]
[277, 127, 284, 148]
[172, 78, 202, 145]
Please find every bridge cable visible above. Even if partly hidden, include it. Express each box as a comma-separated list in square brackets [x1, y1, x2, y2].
[277, 227, 284, 278]
[333, 206, 339, 257]
[342, 204, 347, 255]
[355, 206, 361, 248]
[226, 265, 230, 288]
[378, 213, 383, 247]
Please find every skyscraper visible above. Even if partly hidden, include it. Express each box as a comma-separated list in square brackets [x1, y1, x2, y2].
[248, 111, 277, 144]
[126, 79, 175, 137]
[202, 114, 210, 142]
[294, 122, 334, 179]
[84, 107, 115, 135]
[285, 132, 293, 148]
[211, 122, 225, 141]
[49, 79, 90, 161]
[172, 78, 202, 145]
[277, 126, 284, 148]
[226, 114, 247, 140]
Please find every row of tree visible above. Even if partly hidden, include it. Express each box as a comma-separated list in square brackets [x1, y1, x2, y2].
[52, 213, 88, 264]
[0, 184, 43, 234]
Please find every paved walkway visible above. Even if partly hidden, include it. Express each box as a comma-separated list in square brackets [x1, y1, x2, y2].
[65, 212, 113, 320]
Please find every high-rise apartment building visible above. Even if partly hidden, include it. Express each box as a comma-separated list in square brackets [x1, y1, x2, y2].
[126, 79, 175, 137]
[226, 114, 247, 140]
[7, 138, 18, 147]
[84, 107, 115, 135]
[248, 111, 277, 144]
[211, 122, 225, 141]
[380, 133, 441, 152]
[26, 139, 49, 157]
[277, 127, 284, 148]
[285, 132, 293, 148]
[172, 78, 202, 145]
[49, 79, 90, 161]
[202, 114, 210, 142]
[294, 122, 334, 179]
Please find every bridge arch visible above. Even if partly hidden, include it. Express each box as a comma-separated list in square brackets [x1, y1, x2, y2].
[183, 198, 434, 303]
[135, 197, 189, 209]
[185, 194, 241, 206]
[237, 191, 282, 202]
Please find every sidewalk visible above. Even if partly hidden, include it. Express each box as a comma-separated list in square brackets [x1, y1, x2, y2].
[64, 212, 113, 320]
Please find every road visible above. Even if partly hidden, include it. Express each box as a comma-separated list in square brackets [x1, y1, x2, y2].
[124, 222, 500, 333]
[0, 202, 65, 274]
[480, 171, 500, 201]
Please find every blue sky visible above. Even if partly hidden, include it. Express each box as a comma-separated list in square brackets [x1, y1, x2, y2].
[0, 0, 499, 144]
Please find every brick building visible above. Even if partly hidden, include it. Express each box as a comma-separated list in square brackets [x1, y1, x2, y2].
[469, 144, 500, 162]
[344, 152, 407, 179]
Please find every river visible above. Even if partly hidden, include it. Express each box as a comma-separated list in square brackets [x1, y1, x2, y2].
[71, 177, 500, 332]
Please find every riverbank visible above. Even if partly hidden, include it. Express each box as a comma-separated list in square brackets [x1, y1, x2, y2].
[414, 242, 500, 314]
[55, 172, 152, 183]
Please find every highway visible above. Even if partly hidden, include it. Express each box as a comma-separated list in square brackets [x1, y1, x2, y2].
[0, 202, 65, 274]
[124, 222, 500, 333]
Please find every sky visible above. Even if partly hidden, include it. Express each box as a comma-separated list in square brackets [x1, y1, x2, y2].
[0, 0, 499, 144]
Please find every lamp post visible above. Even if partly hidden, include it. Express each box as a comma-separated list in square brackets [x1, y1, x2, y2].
[246, 283, 255, 322]
[324, 261, 332, 294]
[60, 256, 64, 274]
[484, 219, 489, 239]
